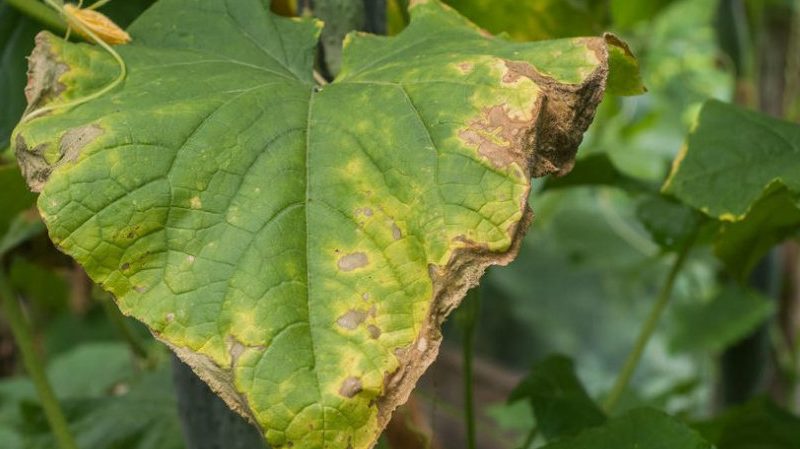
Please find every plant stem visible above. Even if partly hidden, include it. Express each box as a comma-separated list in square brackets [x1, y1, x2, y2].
[603, 238, 694, 413]
[0, 271, 78, 449]
[461, 288, 480, 449]
[4, 0, 66, 32]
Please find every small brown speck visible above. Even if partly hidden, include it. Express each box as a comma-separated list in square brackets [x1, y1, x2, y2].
[367, 325, 381, 339]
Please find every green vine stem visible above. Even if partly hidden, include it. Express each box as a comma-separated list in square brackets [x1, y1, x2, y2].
[603, 237, 695, 413]
[460, 288, 480, 449]
[0, 270, 79, 449]
[4, 0, 66, 32]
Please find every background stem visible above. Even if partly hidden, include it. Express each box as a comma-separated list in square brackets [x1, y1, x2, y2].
[0, 271, 78, 449]
[461, 288, 480, 449]
[603, 239, 694, 413]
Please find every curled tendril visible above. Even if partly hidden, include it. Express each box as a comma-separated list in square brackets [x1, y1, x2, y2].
[23, 0, 130, 122]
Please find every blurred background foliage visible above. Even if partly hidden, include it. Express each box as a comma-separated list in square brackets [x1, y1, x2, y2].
[1, 0, 799, 448]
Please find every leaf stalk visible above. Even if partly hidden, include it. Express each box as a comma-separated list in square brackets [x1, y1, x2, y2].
[603, 236, 695, 413]
[0, 271, 79, 449]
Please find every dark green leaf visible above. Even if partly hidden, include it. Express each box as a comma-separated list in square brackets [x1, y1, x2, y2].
[635, 194, 701, 250]
[662, 100, 800, 220]
[510, 354, 605, 440]
[610, 0, 678, 29]
[0, 5, 39, 147]
[542, 153, 649, 192]
[693, 398, 800, 449]
[540, 407, 712, 449]
[443, 0, 607, 41]
[669, 286, 774, 353]
[0, 164, 37, 238]
[0, 210, 44, 259]
[714, 185, 800, 280]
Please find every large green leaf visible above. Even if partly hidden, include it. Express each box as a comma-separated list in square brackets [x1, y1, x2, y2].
[662, 100, 800, 220]
[11, 1, 620, 447]
[662, 100, 800, 278]
[540, 408, 712, 449]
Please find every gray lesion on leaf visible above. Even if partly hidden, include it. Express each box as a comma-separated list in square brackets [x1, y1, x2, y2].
[24, 32, 69, 114]
[336, 309, 367, 330]
[337, 251, 369, 271]
[339, 376, 363, 398]
[14, 32, 104, 192]
[15, 123, 104, 192]
[14, 134, 51, 193]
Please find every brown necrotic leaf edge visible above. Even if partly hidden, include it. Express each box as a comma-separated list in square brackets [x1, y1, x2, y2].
[14, 29, 614, 443]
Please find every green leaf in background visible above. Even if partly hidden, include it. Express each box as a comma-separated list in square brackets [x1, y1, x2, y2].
[0, 210, 44, 259]
[0, 164, 37, 238]
[509, 354, 605, 440]
[540, 407, 712, 449]
[669, 286, 774, 353]
[693, 398, 800, 449]
[635, 194, 702, 251]
[443, 0, 607, 41]
[542, 153, 649, 192]
[662, 100, 800, 220]
[0, 342, 183, 449]
[11, 0, 629, 447]
[610, 0, 678, 29]
[714, 185, 800, 280]
[0, 4, 39, 148]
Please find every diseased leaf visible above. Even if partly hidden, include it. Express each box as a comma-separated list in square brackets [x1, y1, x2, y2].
[509, 354, 605, 440]
[662, 100, 800, 220]
[604, 35, 646, 96]
[669, 286, 775, 353]
[541, 408, 713, 449]
[11, 1, 620, 447]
